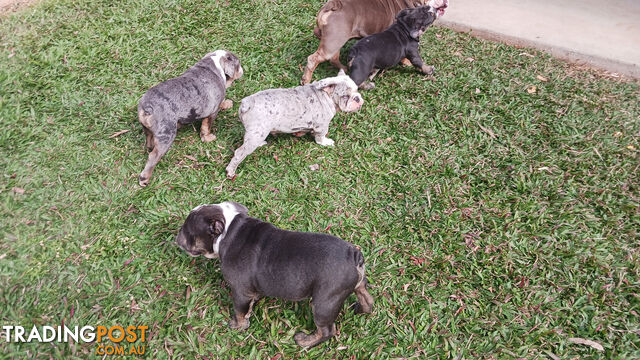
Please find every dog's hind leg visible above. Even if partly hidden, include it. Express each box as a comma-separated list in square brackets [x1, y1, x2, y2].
[354, 281, 374, 314]
[225, 133, 268, 178]
[302, 23, 352, 84]
[139, 122, 176, 187]
[294, 292, 350, 348]
[143, 127, 154, 152]
[348, 57, 375, 89]
[328, 52, 347, 72]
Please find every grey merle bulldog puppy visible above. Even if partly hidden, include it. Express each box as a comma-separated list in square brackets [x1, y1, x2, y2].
[137, 50, 243, 187]
[348, 6, 438, 89]
[225, 70, 363, 178]
[176, 201, 374, 348]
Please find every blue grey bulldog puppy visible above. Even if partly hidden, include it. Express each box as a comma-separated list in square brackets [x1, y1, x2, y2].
[225, 70, 363, 178]
[137, 50, 243, 187]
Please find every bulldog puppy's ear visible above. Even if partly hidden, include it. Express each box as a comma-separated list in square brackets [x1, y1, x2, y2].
[209, 219, 225, 237]
[396, 8, 413, 20]
[321, 84, 336, 95]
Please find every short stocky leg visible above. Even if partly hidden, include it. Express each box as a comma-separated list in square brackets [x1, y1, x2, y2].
[294, 294, 347, 348]
[226, 136, 268, 178]
[139, 124, 176, 187]
[200, 116, 216, 143]
[354, 282, 374, 314]
[228, 291, 253, 331]
[313, 132, 334, 147]
[143, 127, 154, 152]
[220, 99, 233, 110]
[313, 125, 334, 147]
[302, 28, 351, 84]
[329, 52, 347, 72]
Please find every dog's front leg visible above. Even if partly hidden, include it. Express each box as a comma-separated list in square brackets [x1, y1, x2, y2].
[200, 116, 217, 143]
[220, 99, 233, 110]
[313, 128, 335, 147]
[406, 49, 435, 76]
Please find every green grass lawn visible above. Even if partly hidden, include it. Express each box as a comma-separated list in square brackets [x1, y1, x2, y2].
[1, 0, 639, 358]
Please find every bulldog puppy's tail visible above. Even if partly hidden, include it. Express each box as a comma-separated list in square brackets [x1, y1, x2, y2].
[237, 98, 252, 122]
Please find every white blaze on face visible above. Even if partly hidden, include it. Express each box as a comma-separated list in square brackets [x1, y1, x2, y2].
[204, 201, 240, 257]
[346, 92, 364, 112]
[210, 50, 229, 81]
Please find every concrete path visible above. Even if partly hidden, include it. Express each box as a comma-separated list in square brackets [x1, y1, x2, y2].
[437, 0, 640, 78]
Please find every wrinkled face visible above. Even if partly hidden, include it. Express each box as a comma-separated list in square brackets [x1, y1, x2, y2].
[397, 6, 437, 39]
[210, 50, 244, 88]
[175, 202, 248, 259]
[176, 205, 225, 259]
[329, 75, 364, 113]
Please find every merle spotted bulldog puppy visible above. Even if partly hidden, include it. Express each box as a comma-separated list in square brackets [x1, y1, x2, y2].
[176, 201, 374, 348]
[137, 50, 243, 187]
[348, 6, 439, 89]
[225, 70, 363, 178]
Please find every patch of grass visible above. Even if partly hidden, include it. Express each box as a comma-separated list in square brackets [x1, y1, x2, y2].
[1, 0, 639, 358]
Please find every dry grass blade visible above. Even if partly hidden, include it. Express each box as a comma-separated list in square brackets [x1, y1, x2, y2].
[568, 337, 604, 351]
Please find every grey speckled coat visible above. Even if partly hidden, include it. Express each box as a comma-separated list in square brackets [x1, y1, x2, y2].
[225, 72, 363, 178]
[137, 50, 243, 187]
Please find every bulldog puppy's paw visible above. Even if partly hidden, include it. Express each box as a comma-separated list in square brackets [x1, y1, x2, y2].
[228, 318, 250, 331]
[316, 137, 335, 147]
[225, 166, 236, 179]
[294, 331, 323, 348]
[421, 65, 435, 76]
[201, 134, 217, 143]
[360, 82, 375, 90]
[400, 58, 412, 67]
[138, 174, 150, 187]
[220, 99, 233, 110]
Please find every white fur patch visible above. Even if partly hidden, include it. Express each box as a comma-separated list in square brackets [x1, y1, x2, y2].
[355, 263, 366, 289]
[211, 201, 240, 254]
[210, 50, 228, 82]
[191, 204, 208, 212]
[313, 73, 358, 92]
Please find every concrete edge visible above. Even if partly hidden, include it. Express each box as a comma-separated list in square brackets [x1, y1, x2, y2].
[436, 20, 640, 80]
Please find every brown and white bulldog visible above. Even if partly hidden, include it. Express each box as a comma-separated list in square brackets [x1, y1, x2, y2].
[301, 0, 448, 84]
